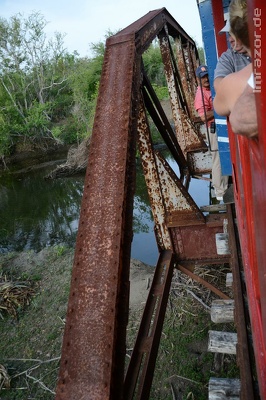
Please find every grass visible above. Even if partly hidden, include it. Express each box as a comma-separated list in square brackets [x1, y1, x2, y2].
[0, 247, 72, 399]
[126, 265, 238, 400]
[0, 248, 239, 399]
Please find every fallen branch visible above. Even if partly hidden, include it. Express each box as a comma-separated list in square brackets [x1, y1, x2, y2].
[45, 136, 91, 179]
[186, 289, 211, 311]
[26, 373, 55, 395]
[11, 357, 60, 379]
[167, 374, 201, 385]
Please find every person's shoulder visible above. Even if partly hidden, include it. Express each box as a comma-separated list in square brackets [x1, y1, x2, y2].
[219, 48, 234, 60]
[233, 51, 251, 65]
[222, 64, 251, 82]
[214, 49, 235, 78]
[238, 52, 251, 62]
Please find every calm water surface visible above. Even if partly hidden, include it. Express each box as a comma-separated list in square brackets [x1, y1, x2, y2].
[0, 155, 209, 266]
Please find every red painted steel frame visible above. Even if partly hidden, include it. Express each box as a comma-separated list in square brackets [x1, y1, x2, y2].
[211, 0, 228, 57]
[212, 0, 266, 398]
[246, 2, 266, 398]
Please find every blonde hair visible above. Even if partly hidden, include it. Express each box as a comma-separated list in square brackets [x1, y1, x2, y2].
[229, 0, 249, 49]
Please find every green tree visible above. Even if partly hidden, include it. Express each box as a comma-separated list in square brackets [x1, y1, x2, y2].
[143, 40, 166, 88]
[197, 45, 206, 64]
[67, 44, 104, 142]
[0, 12, 73, 153]
[66, 34, 112, 143]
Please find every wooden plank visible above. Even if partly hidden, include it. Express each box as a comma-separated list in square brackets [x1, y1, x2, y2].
[211, 300, 234, 323]
[208, 331, 237, 354]
[215, 233, 230, 255]
[200, 204, 227, 212]
[226, 273, 233, 287]
[209, 377, 240, 399]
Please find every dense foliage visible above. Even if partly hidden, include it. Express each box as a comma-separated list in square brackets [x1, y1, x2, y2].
[0, 12, 204, 158]
[0, 12, 104, 156]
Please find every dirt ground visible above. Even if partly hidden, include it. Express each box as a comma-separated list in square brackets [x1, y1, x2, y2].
[0, 248, 154, 309]
[129, 258, 155, 308]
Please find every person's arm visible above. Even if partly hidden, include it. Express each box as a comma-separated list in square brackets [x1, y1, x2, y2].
[213, 74, 233, 116]
[198, 110, 214, 122]
[194, 87, 214, 123]
[229, 84, 258, 138]
[214, 50, 235, 91]
[213, 77, 223, 92]
[213, 64, 252, 117]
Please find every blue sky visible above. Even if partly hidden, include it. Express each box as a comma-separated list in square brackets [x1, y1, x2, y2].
[1, 0, 203, 57]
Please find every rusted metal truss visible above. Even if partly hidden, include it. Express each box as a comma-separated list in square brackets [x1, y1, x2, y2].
[55, 8, 232, 400]
[124, 250, 175, 399]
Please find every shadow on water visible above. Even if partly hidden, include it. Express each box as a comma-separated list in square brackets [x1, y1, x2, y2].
[0, 152, 210, 266]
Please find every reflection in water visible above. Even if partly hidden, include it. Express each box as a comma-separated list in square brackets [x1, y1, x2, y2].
[0, 153, 209, 266]
[167, 157, 210, 207]
[0, 170, 84, 253]
[0, 161, 159, 265]
[132, 162, 158, 265]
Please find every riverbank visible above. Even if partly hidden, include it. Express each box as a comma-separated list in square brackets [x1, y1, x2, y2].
[0, 140, 70, 172]
[0, 246, 154, 311]
[0, 246, 155, 398]
[0, 245, 239, 400]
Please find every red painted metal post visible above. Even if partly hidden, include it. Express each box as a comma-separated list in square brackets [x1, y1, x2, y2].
[248, 2, 266, 398]
[226, 2, 266, 398]
[211, 0, 228, 57]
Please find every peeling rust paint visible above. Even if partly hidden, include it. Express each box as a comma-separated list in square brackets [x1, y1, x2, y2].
[159, 33, 207, 160]
[137, 96, 172, 251]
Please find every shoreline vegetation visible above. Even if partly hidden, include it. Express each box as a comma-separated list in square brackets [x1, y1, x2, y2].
[0, 246, 238, 400]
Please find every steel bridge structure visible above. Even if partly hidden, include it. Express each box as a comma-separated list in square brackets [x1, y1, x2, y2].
[54, 8, 257, 400]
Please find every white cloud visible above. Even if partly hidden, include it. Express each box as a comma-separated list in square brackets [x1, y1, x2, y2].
[1, 0, 203, 57]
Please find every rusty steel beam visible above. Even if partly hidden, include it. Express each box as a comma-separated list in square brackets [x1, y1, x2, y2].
[137, 95, 172, 251]
[114, 8, 198, 51]
[181, 42, 199, 120]
[227, 204, 256, 400]
[174, 38, 194, 119]
[168, 35, 190, 117]
[158, 31, 207, 158]
[170, 223, 230, 263]
[187, 150, 212, 175]
[142, 72, 188, 173]
[124, 250, 175, 400]
[137, 94, 209, 253]
[177, 263, 231, 300]
[154, 151, 205, 223]
[55, 32, 140, 400]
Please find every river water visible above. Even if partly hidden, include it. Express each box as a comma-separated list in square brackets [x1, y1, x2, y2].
[0, 154, 210, 266]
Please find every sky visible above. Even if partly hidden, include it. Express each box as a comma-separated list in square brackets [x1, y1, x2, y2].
[1, 0, 203, 57]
